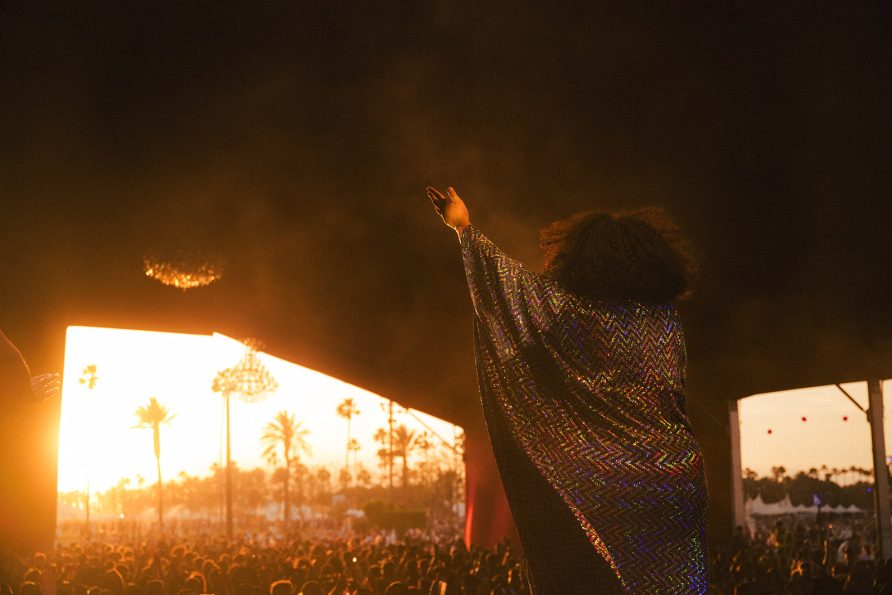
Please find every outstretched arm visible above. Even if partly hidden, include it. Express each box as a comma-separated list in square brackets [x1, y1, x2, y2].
[425, 185, 569, 342]
[424, 183, 557, 297]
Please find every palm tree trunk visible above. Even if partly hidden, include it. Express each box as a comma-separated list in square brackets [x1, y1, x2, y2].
[85, 480, 91, 536]
[388, 401, 394, 502]
[225, 392, 233, 539]
[402, 455, 409, 494]
[156, 455, 163, 529]
[284, 456, 291, 528]
[345, 416, 351, 471]
[154, 426, 163, 531]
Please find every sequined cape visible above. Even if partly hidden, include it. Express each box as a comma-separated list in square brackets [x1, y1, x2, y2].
[461, 226, 708, 594]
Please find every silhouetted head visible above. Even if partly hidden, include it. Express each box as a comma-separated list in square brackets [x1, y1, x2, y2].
[101, 569, 125, 595]
[540, 207, 695, 303]
[185, 573, 207, 594]
[269, 580, 292, 595]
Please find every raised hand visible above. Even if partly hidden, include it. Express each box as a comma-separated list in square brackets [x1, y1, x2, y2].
[30, 373, 61, 401]
[426, 186, 471, 237]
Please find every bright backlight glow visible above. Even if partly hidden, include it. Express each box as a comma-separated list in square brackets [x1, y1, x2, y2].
[58, 326, 463, 499]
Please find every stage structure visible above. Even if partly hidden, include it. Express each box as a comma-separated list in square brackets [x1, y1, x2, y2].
[731, 379, 892, 557]
[57, 326, 465, 533]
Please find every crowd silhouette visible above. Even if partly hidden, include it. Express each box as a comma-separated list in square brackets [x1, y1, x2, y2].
[711, 515, 892, 594]
[6, 517, 892, 594]
[1, 532, 528, 595]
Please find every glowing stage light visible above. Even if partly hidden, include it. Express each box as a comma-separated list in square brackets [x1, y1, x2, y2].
[143, 254, 224, 289]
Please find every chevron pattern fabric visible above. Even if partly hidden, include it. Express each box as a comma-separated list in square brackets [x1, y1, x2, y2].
[461, 226, 708, 593]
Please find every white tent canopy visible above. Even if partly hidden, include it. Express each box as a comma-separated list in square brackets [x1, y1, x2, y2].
[745, 494, 868, 516]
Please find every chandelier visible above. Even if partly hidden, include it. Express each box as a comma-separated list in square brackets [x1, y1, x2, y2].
[143, 253, 224, 290]
[212, 346, 279, 403]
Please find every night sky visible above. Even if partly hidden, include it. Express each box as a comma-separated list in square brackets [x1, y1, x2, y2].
[2, 2, 891, 537]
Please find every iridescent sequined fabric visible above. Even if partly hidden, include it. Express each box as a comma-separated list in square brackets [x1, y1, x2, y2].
[461, 226, 708, 594]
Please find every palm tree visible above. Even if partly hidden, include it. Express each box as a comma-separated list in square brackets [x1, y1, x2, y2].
[293, 462, 309, 511]
[374, 428, 394, 485]
[392, 424, 420, 493]
[261, 410, 311, 526]
[416, 433, 434, 486]
[338, 467, 351, 492]
[770, 466, 787, 483]
[336, 398, 361, 472]
[133, 397, 175, 530]
[356, 465, 372, 488]
[374, 428, 388, 445]
[316, 467, 332, 505]
[79, 364, 99, 534]
[348, 438, 361, 464]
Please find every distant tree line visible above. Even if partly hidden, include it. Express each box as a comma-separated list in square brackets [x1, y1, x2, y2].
[743, 465, 877, 509]
[60, 396, 465, 532]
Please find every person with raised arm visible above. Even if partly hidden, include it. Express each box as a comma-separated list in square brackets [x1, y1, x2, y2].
[426, 186, 708, 594]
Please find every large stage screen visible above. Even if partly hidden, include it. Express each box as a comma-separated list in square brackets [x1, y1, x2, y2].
[737, 380, 892, 525]
[58, 326, 465, 531]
